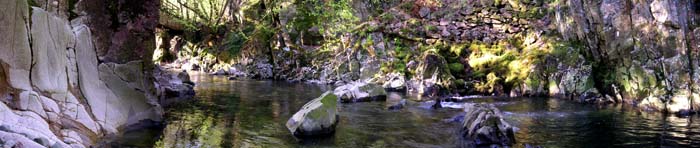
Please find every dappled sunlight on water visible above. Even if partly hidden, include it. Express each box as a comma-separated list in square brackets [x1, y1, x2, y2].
[115, 74, 700, 147]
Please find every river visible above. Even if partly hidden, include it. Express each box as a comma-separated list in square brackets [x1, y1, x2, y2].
[110, 74, 700, 147]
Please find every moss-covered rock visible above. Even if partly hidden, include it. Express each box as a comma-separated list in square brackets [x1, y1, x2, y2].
[286, 91, 339, 137]
[409, 50, 455, 96]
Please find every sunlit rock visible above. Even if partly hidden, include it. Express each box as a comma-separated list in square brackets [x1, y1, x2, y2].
[0, 103, 70, 147]
[30, 7, 75, 93]
[382, 72, 406, 91]
[286, 91, 339, 137]
[409, 51, 454, 97]
[334, 81, 387, 103]
[0, 0, 32, 90]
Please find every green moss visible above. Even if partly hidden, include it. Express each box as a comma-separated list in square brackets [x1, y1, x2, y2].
[399, 1, 414, 11]
[27, 0, 38, 7]
[449, 63, 464, 73]
[380, 13, 396, 21]
[424, 25, 438, 32]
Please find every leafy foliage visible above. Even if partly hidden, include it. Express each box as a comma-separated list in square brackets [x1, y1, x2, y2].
[288, 0, 358, 39]
[161, 0, 229, 31]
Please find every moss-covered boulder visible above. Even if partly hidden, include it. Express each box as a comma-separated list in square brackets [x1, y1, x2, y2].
[334, 82, 387, 103]
[409, 51, 455, 97]
[286, 91, 339, 137]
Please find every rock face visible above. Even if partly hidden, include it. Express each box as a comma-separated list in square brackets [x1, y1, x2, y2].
[460, 103, 516, 147]
[0, 0, 193, 147]
[553, 0, 700, 113]
[0, 0, 32, 91]
[30, 7, 75, 93]
[408, 52, 454, 97]
[286, 91, 339, 137]
[333, 81, 387, 103]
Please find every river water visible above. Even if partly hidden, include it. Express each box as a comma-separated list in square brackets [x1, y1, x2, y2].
[112, 74, 700, 147]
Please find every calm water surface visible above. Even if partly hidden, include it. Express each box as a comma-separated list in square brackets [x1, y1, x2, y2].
[115, 74, 700, 147]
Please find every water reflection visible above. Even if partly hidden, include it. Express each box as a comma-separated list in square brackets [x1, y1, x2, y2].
[114, 74, 700, 147]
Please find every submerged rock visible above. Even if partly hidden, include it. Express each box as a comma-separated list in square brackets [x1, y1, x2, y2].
[460, 103, 516, 147]
[286, 91, 339, 137]
[385, 93, 406, 110]
[334, 81, 387, 103]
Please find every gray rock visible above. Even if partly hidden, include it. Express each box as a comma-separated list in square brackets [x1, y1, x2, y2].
[0, 131, 45, 148]
[385, 93, 406, 110]
[55, 93, 101, 135]
[382, 72, 406, 91]
[0, 0, 32, 90]
[460, 103, 515, 147]
[74, 24, 121, 134]
[30, 7, 75, 93]
[334, 81, 387, 103]
[419, 7, 431, 18]
[409, 52, 453, 97]
[286, 91, 339, 137]
[211, 69, 226, 75]
[154, 66, 195, 106]
[0, 103, 70, 148]
[16, 91, 47, 119]
[99, 62, 161, 130]
[39, 96, 59, 113]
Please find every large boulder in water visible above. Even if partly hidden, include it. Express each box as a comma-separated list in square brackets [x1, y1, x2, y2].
[460, 103, 516, 147]
[286, 91, 339, 137]
[334, 81, 387, 103]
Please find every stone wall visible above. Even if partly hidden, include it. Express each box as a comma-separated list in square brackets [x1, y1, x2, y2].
[0, 0, 189, 147]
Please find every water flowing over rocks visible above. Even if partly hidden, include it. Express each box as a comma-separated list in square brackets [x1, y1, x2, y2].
[286, 91, 339, 137]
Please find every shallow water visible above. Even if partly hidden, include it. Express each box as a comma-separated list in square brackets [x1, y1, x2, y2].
[113, 74, 700, 147]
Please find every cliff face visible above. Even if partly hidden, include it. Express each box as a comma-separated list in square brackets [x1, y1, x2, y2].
[553, 0, 699, 113]
[0, 0, 189, 147]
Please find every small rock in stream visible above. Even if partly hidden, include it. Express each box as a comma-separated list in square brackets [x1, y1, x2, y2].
[460, 103, 516, 147]
[386, 99, 407, 110]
